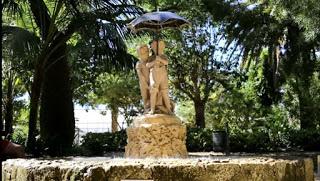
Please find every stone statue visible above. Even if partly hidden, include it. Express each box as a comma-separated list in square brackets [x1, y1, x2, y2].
[147, 40, 173, 114]
[127, 40, 187, 158]
[136, 44, 150, 113]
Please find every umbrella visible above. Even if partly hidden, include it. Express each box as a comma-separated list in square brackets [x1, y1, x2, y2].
[128, 11, 190, 54]
[128, 11, 190, 32]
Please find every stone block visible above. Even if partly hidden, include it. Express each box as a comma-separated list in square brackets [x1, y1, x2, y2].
[125, 114, 188, 158]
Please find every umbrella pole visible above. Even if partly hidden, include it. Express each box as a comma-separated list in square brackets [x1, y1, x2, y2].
[157, 38, 159, 56]
[154, 30, 159, 55]
[155, 28, 162, 55]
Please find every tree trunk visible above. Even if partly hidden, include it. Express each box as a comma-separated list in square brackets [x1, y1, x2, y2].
[297, 64, 316, 130]
[27, 0, 75, 156]
[298, 92, 316, 129]
[0, 1, 3, 136]
[4, 74, 14, 138]
[287, 24, 316, 130]
[194, 100, 205, 128]
[111, 107, 119, 132]
[299, 47, 316, 130]
[26, 67, 42, 154]
[40, 42, 75, 156]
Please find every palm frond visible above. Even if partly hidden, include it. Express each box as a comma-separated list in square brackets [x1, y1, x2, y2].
[64, 0, 144, 17]
[63, 0, 144, 75]
[3, 25, 40, 58]
[3, 0, 24, 14]
[71, 19, 137, 73]
[2, 25, 40, 69]
[3, 0, 27, 23]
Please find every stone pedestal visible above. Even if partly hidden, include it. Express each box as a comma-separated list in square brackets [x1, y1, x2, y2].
[125, 114, 188, 158]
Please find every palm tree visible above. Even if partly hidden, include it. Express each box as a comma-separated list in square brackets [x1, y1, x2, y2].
[1, 0, 29, 137]
[3, 0, 143, 155]
[3, 25, 41, 154]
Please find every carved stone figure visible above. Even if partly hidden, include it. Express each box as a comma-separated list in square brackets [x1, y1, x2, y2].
[127, 41, 187, 158]
[147, 40, 173, 114]
[136, 44, 150, 113]
[126, 11, 190, 159]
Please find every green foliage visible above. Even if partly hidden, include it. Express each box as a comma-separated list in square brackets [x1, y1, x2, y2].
[175, 101, 195, 126]
[3, 0, 143, 156]
[205, 55, 298, 151]
[166, 3, 239, 127]
[186, 127, 320, 152]
[229, 129, 271, 152]
[283, 72, 320, 127]
[11, 126, 28, 145]
[80, 130, 127, 156]
[203, 0, 319, 130]
[288, 129, 320, 151]
[4, 0, 320, 154]
[78, 126, 320, 155]
[266, 0, 320, 40]
[93, 72, 141, 109]
[77, 71, 142, 126]
[186, 127, 213, 152]
[11, 107, 29, 144]
[2, 26, 32, 138]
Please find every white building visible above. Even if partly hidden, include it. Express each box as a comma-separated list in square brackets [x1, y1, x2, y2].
[74, 105, 126, 144]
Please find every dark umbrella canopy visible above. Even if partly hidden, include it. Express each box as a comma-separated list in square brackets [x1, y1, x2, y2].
[128, 11, 190, 32]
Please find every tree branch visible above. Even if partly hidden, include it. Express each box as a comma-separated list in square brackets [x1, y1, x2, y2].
[27, 0, 54, 39]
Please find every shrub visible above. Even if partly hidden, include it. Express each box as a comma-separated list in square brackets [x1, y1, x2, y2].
[186, 127, 213, 152]
[229, 129, 271, 152]
[287, 129, 320, 151]
[80, 130, 127, 156]
[11, 126, 28, 145]
[78, 127, 320, 156]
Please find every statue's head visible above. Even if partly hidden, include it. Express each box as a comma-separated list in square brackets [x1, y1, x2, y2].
[137, 44, 149, 62]
[151, 40, 165, 54]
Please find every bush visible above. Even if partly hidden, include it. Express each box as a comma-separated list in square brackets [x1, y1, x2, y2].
[229, 129, 271, 152]
[287, 129, 320, 151]
[187, 127, 272, 152]
[80, 130, 127, 156]
[227, 128, 320, 152]
[186, 127, 213, 152]
[187, 127, 320, 152]
[78, 127, 320, 156]
[11, 126, 28, 145]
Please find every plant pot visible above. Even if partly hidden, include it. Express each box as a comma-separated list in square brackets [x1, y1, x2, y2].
[212, 131, 227, 152]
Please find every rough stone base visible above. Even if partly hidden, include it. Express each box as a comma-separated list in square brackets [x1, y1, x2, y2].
[125, 114, 188, 158]
[2, 157, 314, 181]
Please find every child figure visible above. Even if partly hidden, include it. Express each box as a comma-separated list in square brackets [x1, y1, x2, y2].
[147, 40, 172, 114]
[136, 44, 150, 113]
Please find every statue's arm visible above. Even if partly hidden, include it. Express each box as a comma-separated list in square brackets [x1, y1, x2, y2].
[146, 61, 155, 68]
[157, 56, 168, 65]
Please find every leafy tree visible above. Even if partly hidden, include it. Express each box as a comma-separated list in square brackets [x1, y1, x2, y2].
[175, 100, 195, 126]
[202, 0, 320, 129]
[167, 22, 238, 128]
[2, 58, 28, 138]
[80, 71, 141, 132]
[2, 19, 39, 140]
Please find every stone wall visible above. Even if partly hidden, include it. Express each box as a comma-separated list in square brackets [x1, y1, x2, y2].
[2, 156, 314, 181]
